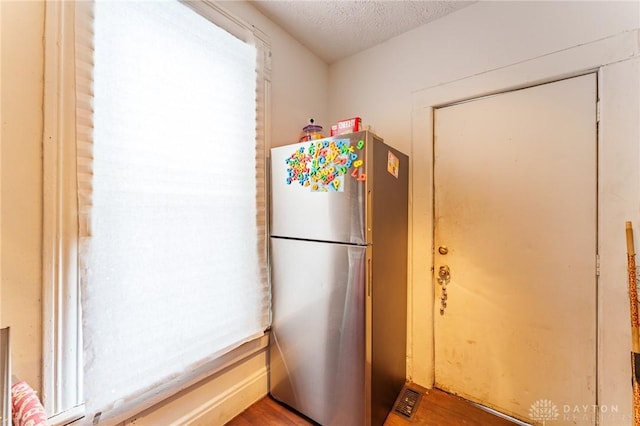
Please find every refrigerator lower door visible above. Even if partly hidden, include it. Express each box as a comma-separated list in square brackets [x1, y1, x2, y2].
[269, 238, 366, 425]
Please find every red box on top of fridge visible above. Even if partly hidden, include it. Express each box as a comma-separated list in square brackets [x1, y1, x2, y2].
[336, 117, 361, 135]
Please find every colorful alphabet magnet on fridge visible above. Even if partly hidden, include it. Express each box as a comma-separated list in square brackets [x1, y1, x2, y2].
[285, 139, 366, 192]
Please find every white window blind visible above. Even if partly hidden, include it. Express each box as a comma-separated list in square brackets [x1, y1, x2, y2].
[74, 1, 270, 423]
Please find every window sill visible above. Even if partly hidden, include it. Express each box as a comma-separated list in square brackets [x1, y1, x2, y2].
[48, 404, 85, 426]
[53, 333, 269, 426]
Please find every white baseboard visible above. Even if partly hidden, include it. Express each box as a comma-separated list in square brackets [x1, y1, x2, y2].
[173, 367, 268, 426]
[124, 349, 269, 426]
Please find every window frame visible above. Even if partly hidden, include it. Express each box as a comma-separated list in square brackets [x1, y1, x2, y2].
[41, 2, 271, 424]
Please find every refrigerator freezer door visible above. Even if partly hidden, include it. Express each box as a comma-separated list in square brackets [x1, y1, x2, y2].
[270, 133, 371, 244]
[269, 237, 366, 425]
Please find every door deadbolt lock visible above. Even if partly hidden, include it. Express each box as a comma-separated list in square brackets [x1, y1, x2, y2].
[438, 265, 450, 280]
[438, 265, 451, 315]
[438, 246, 449, 255]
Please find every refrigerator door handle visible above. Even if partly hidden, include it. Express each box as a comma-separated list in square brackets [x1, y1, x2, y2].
[367, 189, 372, 237]
[367, 257, 372, 296]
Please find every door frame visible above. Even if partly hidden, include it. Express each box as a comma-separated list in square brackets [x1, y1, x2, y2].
[409, 30, 640, 422]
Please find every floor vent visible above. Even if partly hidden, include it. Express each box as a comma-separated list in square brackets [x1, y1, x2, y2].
[393, 387, 421, 419]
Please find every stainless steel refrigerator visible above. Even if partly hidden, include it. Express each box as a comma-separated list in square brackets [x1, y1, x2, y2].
[269, 130, 408, 426]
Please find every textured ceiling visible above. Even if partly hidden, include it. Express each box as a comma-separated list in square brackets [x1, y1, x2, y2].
[249, 0, 475, 64]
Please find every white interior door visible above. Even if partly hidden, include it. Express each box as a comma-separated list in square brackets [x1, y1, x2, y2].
[433, 74, 597, 425]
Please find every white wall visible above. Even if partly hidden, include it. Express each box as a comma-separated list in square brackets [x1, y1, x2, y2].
[0, 0, 3, 333]
[0, 0, 329, 423]
[598, 54, 640, 424]
[0, 0, 45, 392]
[0, 0, 3, 330]
[329, 1, 640, 424]
[329, 1, 639, 154]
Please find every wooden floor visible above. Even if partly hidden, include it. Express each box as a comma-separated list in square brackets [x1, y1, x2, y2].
[225, 383, 522, 426]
